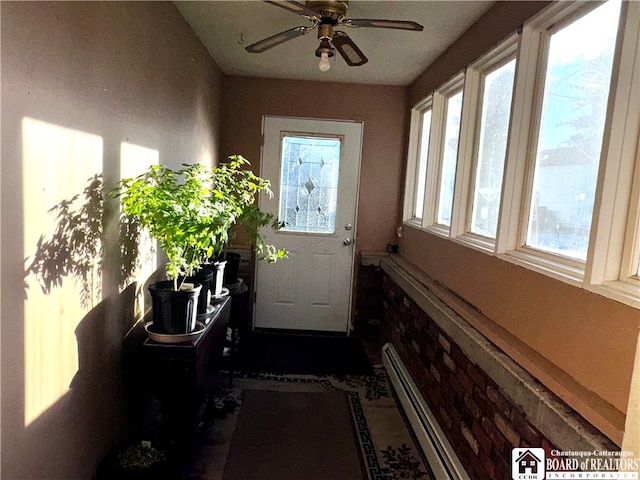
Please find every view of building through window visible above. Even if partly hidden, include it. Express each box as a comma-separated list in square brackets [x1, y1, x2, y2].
[414, 110, 432, 219]
[470, 59, 516, 238]
[437, 91, 463, 226]
[526, 0, 621, 260]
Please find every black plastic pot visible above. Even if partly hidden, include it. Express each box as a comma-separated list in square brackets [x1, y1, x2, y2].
[148, 281, 202, 334]
[202, 260, 226, 297]
[224, 252, 242, 285]
[182, 269, 214, 314]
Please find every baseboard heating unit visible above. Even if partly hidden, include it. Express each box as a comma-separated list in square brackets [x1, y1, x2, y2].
[382, 343, 470, 480]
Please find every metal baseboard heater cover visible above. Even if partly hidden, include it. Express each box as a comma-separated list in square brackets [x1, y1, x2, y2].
[382, 343, 470, 480]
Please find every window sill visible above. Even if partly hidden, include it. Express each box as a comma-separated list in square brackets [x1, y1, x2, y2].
[498, 248, 585, 288]
[585, 281, 640, 309]
[453, 233, 495, 255]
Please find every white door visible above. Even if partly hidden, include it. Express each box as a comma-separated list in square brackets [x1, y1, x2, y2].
[255, 116, 363, 333]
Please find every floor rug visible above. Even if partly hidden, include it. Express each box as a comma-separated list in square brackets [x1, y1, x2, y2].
[237, 332, 374, 376]
[183, 366, 433, 480]
[222, 389, 364, 480]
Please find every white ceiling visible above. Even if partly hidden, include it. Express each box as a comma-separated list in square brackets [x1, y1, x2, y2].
[175, 1, 495, 86]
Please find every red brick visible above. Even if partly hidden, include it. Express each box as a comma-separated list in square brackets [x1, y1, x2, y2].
[495, 412, 520, 447]
[472, 420, 493, 454]
[466, 361, 487, 391]
[491, 445, 512, 480]
[467, 450, 489, 480]
[473, 388, 493, 418]
[481, 415, 506, 453]
[438, 333, 452, 353]
[510, 407, 527, 431]
[451, 343, 469, 370]
[464, 395, 482, 420]
[429, 364, 441, 384]
[462, 423, 480, 455]
[450, 426, 471, 459]
[486, 383, 512, 418]
[524, 424, 542, 447]
[450, 375, 466, 398]
[455, 368, 475, 396]
[542, 438, 557, 457]
[480, 450, 497, 479]
[449, 401, 463, 425]
[429, 384, 445, 411]
[443, 352, 457, 372]
[441, 379, 456, 404]
[438, 407, 453, 430]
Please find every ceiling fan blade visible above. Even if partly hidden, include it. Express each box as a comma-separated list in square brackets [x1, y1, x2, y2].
[343, 19, 424, 31]
[332, 31, 368, 67]
[264, 0, 319, 19]
[245, 26, 310, 53]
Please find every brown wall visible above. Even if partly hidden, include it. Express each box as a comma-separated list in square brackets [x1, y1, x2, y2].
[1, 2, 222, 478]
[220, 76, 408, 253]
[401, 0, 639, 443]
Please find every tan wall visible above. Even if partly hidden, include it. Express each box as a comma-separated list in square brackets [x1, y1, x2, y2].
[220, 76, 408, 253]
[402, 1, 639, 444]
[1, 2, 222, 478]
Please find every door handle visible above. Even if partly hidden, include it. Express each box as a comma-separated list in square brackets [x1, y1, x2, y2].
[343, 238, 352, 246]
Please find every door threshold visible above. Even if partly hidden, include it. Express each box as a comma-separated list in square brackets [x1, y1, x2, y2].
[252, 327, 350, 337]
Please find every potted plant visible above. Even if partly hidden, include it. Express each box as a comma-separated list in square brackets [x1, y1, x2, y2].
[111, 155, 285, 335]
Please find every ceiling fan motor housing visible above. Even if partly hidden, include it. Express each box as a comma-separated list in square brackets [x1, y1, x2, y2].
[306, 1, 348, 24]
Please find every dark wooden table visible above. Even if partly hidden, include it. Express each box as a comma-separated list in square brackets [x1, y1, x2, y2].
[142, 296, 231, 441]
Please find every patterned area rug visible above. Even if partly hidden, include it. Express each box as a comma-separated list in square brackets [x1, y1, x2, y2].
[183, 366, 433, 480]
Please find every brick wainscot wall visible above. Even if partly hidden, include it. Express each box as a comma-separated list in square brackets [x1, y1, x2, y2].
[376, 256, 618, 479]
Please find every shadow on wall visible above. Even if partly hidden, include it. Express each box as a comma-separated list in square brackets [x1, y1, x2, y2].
[6, 175, 154, 479]
[24, 174, 142, 309]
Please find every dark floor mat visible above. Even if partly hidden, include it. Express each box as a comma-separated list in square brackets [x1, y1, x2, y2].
[222, 389, 365, 480]
[237, 332, 374, 376]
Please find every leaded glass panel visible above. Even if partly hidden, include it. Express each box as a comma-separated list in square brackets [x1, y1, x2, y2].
[279, 135, 341, 234]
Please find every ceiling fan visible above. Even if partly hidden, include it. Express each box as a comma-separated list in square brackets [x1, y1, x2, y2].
[245, 0, 424, 71]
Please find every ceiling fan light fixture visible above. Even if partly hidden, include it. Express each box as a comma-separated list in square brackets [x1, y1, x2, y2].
[315, 37, 334, 71]
[318, 52, 331, 71]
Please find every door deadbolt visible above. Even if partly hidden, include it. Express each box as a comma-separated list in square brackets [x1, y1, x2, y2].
[345, 223, 352, 231]
[343, 238, 352, 246]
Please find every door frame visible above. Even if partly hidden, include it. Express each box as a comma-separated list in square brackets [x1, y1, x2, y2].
[254, 115, 364, 334]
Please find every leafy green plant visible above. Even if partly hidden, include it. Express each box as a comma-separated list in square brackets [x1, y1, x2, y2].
[111, 155, 286, 290]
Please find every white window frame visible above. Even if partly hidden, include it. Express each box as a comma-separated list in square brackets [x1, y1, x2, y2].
[584, 0, 640, 308]
[403, 96, 434, 226]
[425, 73, 465, 237]
[498, 0, 632, 288]
[402, 0, 639, 309]
[452, 36, 519, 253]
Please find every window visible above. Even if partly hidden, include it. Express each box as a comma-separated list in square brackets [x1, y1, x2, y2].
[585, 5, 640, 306]
[523, 0, 621, 261]
[415, 110, 432, 219]
[470, 58, 516, 238]
[402, 0, 640, 307]
[437, 90, 463, 227]
[279, 135, 341, 234]
[403, 97, 433, 224]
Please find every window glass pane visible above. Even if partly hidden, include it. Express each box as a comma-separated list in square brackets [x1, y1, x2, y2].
[414, 110, 432, 219]
[526, 0, 621, 260]
[470, 59, 516, 238]
[279, 135, 341, 234]
[437, 91, 463, 226]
